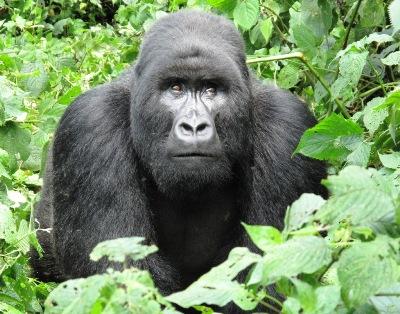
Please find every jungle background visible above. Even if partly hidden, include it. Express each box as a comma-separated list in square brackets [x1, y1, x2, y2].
[0, 0, 400, 313]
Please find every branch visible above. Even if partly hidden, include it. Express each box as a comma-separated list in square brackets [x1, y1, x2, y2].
[247, 53, 351, 118]
[246, 52, 304, 64]
[342, 0, 363, 50]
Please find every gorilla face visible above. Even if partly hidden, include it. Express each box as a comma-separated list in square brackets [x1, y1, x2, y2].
[130, 12, 252, 195]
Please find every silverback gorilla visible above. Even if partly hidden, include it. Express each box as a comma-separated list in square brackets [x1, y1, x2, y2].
[32, 9, 326, 311]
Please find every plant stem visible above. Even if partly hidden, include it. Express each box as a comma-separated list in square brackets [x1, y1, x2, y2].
[258, 299, 281, 313]
[342, 0, 363, 50]
[246, 52, 304, 64]
[247, 53, 351, 118]
[264, 294, 283, 307]
[358, 82, 400, 99]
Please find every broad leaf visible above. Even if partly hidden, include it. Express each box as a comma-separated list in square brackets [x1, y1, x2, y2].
[295, 114, 363, 162]
[346, 142, 371, 167]
[206, 0, 237, 12]
[0, 122, 31, 161]
[338, 237, 399, 308]
[359, 0, 385, 28]
[90, 237, 158, 263]
[243, 223, 282, 252]
[233, 0, 259, 30]
[248, 236, 331, 285]
[259, 18, 273, 44]
[370, 284, 400, 313]
[382, 51, 400, 66]
[166, 247, 260, 309]
[317, 166, 398, 225]
[21, 62, 49, 97]
[379, 152, 400, 169]
[284, 193, 326, 233]
[363, 97, 388, 136]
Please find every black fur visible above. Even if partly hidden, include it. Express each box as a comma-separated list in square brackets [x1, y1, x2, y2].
[31, 10, 326, 313]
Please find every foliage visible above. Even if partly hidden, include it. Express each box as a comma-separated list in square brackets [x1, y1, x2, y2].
[44, 238, 180, 314]
[0, 0, 399, 313]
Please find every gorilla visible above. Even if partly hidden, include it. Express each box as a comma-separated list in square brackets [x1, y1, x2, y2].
[31, 9, 326, 311]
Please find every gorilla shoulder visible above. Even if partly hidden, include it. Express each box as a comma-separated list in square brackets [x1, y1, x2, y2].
[252, 80, 317, 131]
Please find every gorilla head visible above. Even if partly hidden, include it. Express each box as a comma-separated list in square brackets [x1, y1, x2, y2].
[130, 11, 252, 195]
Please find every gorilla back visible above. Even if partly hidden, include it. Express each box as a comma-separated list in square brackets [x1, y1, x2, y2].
[32, 10, 326, 298]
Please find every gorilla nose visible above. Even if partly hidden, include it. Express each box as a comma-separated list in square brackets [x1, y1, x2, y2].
[174, 118, 215, 144]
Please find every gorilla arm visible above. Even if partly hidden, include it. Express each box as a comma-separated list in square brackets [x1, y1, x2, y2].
[31, 78, 179, 293]
[245, 80, 327, 231]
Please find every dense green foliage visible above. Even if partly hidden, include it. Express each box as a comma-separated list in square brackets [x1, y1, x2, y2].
[0, 0, 399, 313]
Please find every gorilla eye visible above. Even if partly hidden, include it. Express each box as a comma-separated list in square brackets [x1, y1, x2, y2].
[170, 83, 184, 94]
[205, 85, 217, 96]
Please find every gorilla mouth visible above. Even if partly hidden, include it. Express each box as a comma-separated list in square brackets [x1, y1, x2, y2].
[172, 152, 217, 158]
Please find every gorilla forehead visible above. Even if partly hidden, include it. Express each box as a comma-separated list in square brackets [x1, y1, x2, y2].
[147, 50, 246, 89]
[135, 10, 248, 81]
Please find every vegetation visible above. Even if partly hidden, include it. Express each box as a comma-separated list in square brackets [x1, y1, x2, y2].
[0, 0, 399, 313]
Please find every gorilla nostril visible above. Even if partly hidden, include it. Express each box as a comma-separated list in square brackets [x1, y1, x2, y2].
[180, 122, 194, 135]
[196, 123, 209, 135]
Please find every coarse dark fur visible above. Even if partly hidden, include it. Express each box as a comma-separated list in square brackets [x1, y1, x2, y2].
[31, 10, 326, 313]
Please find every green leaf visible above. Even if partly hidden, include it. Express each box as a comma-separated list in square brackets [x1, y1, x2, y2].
[277, 62, 301, 89]
[0, 76, 27, 123]
[314, 285, 341, 314]
[338, 237, 399, 308]
[282, 297, 301, 314]
[0, 204, 15, 241]
[45, 275, 112, 313]
[291, 24, 318, 57]
[248, 236, 331, 285]
[0, 303, 24, 314]
[359, 0, 385, 28]
[379, 152, 400, 169]
[295, 114, 363, 162]
[249, 22, 265, 47]
[206, 0, 237, 12]
[363, 97, 388, 136]
[14, 220, 30, 253]
[346, 142, 371, 167]
[0, 122, 31, 161]
[233, 0, 259, 30]
[259, 18, 273, 44]
[316, 166, 397, 225]
[21, 62, 49, 97]
[339, 50, 369, 85]
[290, 281, 341, 314]
[0, 161, 10, 179]
[290, 279, 317, 313]
[58, 86, 82, 105]
[374, 91, 400, 110]
[90, 237, 158, 263]
[289, 0, 333, 58]
[284, 193, 326, 233]
[382, 51, 400, 66]
[370, 284, 400, 313]
[242, 223, 282, 252]
[45, 268, 175, 313]
[366, 33, 394, 45]
[331, 49, 369, 98]
[166, 247, 260, 309]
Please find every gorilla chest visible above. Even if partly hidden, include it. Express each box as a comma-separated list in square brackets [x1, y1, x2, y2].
[152, 188, 239, 274]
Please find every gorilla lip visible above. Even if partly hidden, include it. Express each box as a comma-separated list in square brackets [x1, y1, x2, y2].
[172, 152, 217, 158]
